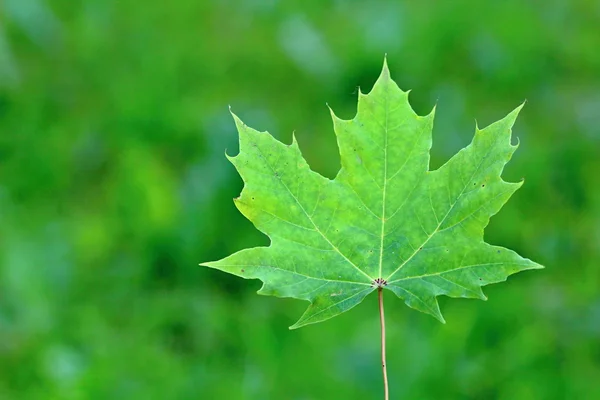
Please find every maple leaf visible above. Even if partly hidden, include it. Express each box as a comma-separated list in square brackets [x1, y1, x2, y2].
[202, 60, 543, 329]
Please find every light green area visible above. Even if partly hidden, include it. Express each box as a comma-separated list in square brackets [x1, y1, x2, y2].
[204, 61, 542, 327]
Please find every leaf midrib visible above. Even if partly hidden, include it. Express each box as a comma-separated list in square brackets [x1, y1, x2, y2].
[377, 83, 389, 279]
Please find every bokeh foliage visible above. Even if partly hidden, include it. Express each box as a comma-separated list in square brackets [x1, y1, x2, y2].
[0, 0, 599, 399]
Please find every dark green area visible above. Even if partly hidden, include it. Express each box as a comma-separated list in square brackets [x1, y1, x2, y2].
[1, 1, 598, 399]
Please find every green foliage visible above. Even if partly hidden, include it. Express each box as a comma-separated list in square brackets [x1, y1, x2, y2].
[203, 61, 542, 328]
[1, 1, 599, 399]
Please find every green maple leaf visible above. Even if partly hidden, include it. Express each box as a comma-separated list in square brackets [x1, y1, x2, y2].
[202, 60, 542, 329]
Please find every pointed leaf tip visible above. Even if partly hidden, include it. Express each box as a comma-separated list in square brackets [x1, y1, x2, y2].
[380, 56, 390, 79]
[506, 102, 525, 126]
[427, 102, 437, 118]
[230, 111, 248, 135]
[230, 111, 242, 124]
[512, 136, 521, 148]
[434, 303, 446, 324]
[477, 103, 524, 132]
[326, 102, 335, 116]
[225, 149, 236, 161]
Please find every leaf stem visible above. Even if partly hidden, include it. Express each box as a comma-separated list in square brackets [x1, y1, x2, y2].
[378, 287, 389, 400]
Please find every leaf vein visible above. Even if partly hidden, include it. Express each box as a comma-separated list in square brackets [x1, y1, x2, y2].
[251, 139, 374, 281]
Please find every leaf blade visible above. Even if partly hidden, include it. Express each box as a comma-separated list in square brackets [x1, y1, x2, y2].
[202, 60, 543, 327]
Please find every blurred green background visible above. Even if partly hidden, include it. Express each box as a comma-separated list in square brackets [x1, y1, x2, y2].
[1, 0, 599, 399]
